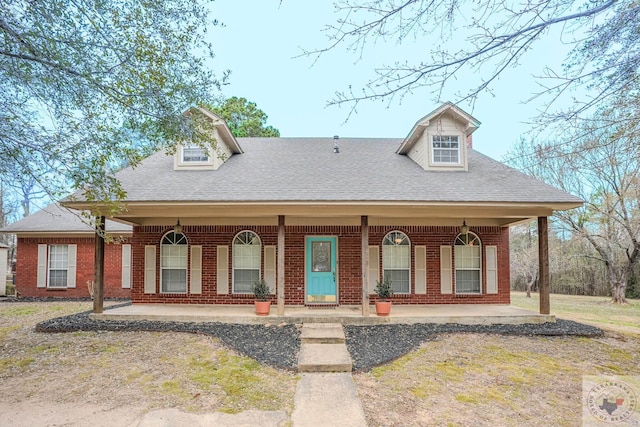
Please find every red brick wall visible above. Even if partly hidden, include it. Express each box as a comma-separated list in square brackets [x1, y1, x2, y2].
[15, 237, 131, 298]
[131, 225, 510, 305]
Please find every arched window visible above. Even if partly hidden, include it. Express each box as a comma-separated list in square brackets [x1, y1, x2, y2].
[233, 231, 261, 293]
[382, 231, 410, 294]
[454, 232, 481, 294]
[161, 231, 188, 293]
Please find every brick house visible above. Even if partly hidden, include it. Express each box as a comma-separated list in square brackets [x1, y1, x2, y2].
[0, 204, 132, 298]
[22, 103, 583, 311]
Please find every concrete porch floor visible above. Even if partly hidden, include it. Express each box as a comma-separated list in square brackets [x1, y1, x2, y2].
[92, 304, 554, 325]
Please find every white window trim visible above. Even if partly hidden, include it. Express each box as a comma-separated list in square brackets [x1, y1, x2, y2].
[47, 244, 69, 289]
[232, 230, 262, 294]
[160, 231, 189, 294]
[382, 231, 411, 295]
[174, 144, 215, 170]
[37, 244, 76, 289]
[454, 232, 482, 295]
[427, 131, 466, 169]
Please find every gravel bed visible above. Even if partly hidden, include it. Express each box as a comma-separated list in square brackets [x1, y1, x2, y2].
[33, 302, 603, 371]
[344, 319, 603, 370]
[36, 302, 302, 370]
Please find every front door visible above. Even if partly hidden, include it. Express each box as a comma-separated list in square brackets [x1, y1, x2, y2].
[306, 236, 337, 304]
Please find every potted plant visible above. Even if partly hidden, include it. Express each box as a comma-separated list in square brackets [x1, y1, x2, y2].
[252, 279, 271, 316]
[374, 277, 393, 316]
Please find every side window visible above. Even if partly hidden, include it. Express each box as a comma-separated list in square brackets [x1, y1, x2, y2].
[454, 232, 481, 294]
[233, 231, 261, 293]
[382, 231, 410, 294]
[161, 231, 188, 293]
[48, 245, 68, 288]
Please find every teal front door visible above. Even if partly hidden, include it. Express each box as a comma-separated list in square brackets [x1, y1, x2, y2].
[306, 237, 337, 304]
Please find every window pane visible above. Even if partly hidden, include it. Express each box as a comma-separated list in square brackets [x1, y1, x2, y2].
[433, 135, 460, 163]
[382, 231, 410, 293]
[454, 233, 481, 294]
[48, 245, 68, 288]
[161, 245, 187, 268]
[161, 269, 187, 292]
[161, 233, 188, 293]
[455, 270, 480, 293]
[48, 270, 67, 288]
[183, 146, 209, 162]
[384, 270, 410, 294]
[233, 269, 259, 293]
[233, 232, 261, 291]
[382, 245, 410, 268]
[49, 245, 68, 269]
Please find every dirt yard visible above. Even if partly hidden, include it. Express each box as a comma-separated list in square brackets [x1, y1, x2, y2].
[354, 332, 640, 426]
[0, 301, 297, 426]
[1, 300, 639, 426]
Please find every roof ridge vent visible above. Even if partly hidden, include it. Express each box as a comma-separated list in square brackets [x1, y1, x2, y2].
[333, 135, 339, 153]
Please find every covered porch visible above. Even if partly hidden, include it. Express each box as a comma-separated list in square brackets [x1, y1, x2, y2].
[91, 302, 554, 325]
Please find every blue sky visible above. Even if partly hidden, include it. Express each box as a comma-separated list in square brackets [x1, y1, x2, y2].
[209, 1, 572, 160]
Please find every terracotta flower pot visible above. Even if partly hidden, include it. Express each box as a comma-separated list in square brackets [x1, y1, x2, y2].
[255, 301, 271, 316]
[375, 301, 392, 316]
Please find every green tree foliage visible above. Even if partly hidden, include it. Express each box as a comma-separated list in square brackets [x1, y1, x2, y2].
[209, 97, 280, 137]
[0, 0, 227, 211]
[507, 105, 640, 304]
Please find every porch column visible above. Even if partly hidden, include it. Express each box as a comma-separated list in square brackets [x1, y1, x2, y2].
[538, 216, 550, 315]
[277, 215, 285, 316]
[361, 215, 369, 316]
[93, 216, 105, 314]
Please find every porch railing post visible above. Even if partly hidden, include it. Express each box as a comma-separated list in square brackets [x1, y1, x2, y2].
[538, 216, 550, 315]
[93, 215, 105, 314]
[277, 215, 285, 316]
[361, 215, 369, 316]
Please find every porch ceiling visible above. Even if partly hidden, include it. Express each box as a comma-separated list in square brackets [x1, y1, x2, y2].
[65, 200, 579, 227]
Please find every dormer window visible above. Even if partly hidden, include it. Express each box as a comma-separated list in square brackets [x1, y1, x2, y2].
[397, 103, 477, 171]
[432, 135, 460, 164]
[182, 145, 209, 163]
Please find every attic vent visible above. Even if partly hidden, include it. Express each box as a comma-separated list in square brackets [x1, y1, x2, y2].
[333, 135, 339, 153]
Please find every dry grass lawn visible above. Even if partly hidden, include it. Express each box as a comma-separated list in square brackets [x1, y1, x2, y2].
[1, 294, 639, 426]
[354, 293, 640, 426]
[0, 301, 298, 424]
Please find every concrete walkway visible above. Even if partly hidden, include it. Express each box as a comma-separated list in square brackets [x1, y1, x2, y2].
[292, 323, 367, 427]
[292, 373, 367, 427]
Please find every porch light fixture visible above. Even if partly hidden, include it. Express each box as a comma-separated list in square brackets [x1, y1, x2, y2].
[174, 218, 183, 234]
[460, 220, 469, 235]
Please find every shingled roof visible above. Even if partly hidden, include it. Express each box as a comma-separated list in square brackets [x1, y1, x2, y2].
[108, 137, 581, 206]
[0, 204, 132, 234]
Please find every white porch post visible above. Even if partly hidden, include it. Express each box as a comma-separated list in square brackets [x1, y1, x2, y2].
[538, 216, 550, 315]
[361, 215, 369, 316]
[277, 215, 285, 316]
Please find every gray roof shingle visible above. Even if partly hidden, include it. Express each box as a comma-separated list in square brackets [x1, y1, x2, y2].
[0, 204, 132, 234]
[110, 137, 581, 205]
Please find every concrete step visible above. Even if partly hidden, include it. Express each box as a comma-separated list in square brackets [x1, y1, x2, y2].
[300, 322, 345, 344]
[298, 343, 352, 373]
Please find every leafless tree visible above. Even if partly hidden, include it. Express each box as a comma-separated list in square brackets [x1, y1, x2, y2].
[307, 0, 638, 128]
[507, 107, 640, 304]
[510, 223, 539, 297]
